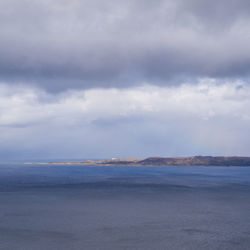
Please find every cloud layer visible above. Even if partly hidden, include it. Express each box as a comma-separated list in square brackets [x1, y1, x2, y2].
[1, 79, 250, 160]
[1, 0, 250, 90]
[1, 1, 250, 159]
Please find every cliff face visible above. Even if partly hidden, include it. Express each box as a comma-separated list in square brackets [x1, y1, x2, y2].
[85, 156, 250, 166]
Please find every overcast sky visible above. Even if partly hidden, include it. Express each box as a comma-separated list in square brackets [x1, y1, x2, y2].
[1, 0, 250, 160]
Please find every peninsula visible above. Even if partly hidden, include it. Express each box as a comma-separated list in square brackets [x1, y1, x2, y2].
[46, 156, 250, 166]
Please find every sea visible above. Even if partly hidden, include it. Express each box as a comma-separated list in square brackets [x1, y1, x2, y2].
[0, 163, 250, 250]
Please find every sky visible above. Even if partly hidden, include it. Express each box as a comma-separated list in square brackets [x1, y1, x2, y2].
[1, 0, 250, 160]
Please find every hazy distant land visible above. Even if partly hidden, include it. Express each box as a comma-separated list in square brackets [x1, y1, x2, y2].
[38, 156, 250, 166]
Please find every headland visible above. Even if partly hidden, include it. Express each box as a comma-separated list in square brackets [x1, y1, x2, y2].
[39, 156, 250, 166]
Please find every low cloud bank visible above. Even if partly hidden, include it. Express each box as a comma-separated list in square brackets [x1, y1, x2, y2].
[1, 79, 250, 160]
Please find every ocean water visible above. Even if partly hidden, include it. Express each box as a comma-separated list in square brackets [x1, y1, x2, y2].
[0, 164, 250, 250]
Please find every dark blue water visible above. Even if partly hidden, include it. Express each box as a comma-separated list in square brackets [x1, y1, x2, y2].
[0, 164, 250, 250]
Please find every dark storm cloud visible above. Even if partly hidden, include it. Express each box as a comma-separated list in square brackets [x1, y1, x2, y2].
[180, 0, 250, 28]
[1, 0, 250, 90]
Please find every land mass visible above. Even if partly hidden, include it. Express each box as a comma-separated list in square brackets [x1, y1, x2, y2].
[45, 156, 250, 166]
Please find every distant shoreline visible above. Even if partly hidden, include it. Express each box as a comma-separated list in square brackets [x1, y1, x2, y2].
[31, 156, 250, 166]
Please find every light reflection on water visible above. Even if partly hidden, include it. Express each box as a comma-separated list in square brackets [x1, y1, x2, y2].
[0, 164, 250, 250]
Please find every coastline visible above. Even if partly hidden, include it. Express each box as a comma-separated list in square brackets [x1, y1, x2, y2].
[31, 156, 250, 167]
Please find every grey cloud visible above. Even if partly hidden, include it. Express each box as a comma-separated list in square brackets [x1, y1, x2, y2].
[1, 0, 250, 91]
[179, 0, 250, 29]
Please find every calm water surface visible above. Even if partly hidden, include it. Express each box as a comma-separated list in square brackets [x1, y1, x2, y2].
[0, 164, 250, 250]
